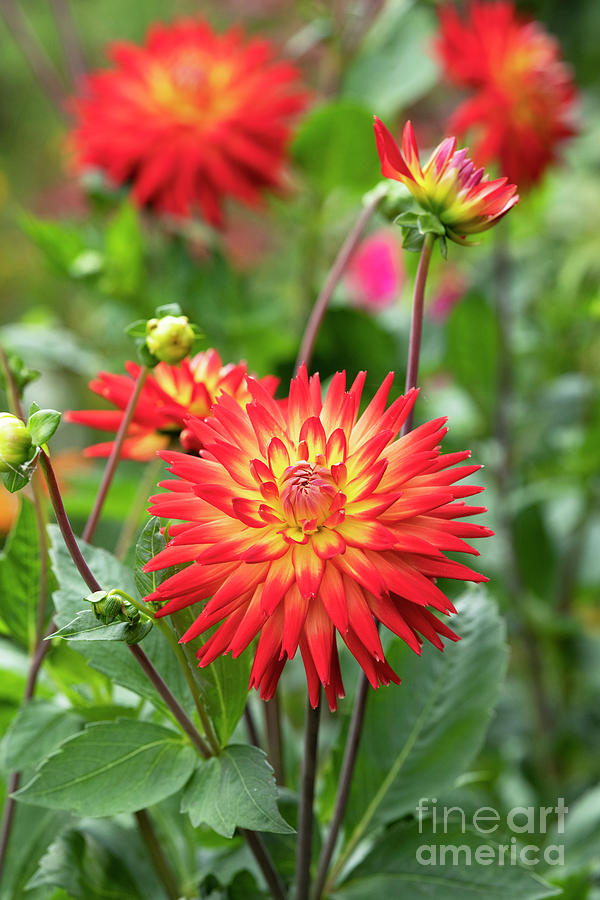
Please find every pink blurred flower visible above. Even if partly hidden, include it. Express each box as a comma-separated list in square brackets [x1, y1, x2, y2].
[345, 229, 405, 311]
[428, 266, 468, 321]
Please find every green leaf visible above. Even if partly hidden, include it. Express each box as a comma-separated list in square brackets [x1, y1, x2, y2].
[547, 784, 600, 875]
[20, 214, 88, 277]
[27, 409, 62, 447]
[446, 293, 499, 417]
[49, 609, 152, 644]
[27, 829, 146, 900]
[292, 101, 380, 195]
[0, 499, 43, 647]
[418, 212, 446, 236]
[125, 319, 148, 338]
[342, 0, 439, 118]
[0, 699, 83, 775]
[48, 526, 190, 711]
[1, 463, 35, 493]
[342, 589, 507, 837]
[155, 303, 183, 317]
[394, 211, 420, 228]
[15, 719, 196, 816]
[181, 745, 294, 838]
[100, 202, 144, 298]
[134, 516, 168, 599]
[0, 802, 70, 900]
[335, 821, 561, 899]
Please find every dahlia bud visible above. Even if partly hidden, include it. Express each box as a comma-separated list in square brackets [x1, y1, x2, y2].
[145, 315, 195, 365]
[0, 413, 33, 473]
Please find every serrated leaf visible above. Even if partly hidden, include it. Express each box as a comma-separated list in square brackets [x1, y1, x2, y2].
[182, 745, 294, 838]
[0, 803, 69, 900]
[49, 609, 152, 644]
[341, 590, 507, 837]
[27, 409, 62, 446]
[15, 719, 196, 816]
[0, 699, 83, 775]
[335, 821, 561, 899]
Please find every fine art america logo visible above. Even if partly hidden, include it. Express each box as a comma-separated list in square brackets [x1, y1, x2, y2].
[416, 798, 568, 867]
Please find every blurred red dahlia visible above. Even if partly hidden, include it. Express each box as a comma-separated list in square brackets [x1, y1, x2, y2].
[436, 1, 577, 190]
[145, 366, 492, 710]
[374, 117, 518, 243]
[65, 349, 277, 461]
[70, 19, 308, 225]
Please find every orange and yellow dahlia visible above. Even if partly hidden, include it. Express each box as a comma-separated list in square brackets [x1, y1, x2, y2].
[66, 349, 277, 461]
[436, 2, 577, 190]
[70, 19, 308, 225]
[373, 117, 518, 243]
[145, 366, 492, 710]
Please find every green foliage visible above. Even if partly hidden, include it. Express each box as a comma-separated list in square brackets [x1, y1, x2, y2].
[341, 0, 439, 117]
[335, 821, 561, 899]
[27, 408, 61, 447]
[0, 499, 44, 647]
[15, 719, 196, 816]
[181, 745, 294, 838]
[134, 516, 173, 599]
[99, 202, 144, 299]
[292, 101, 380, 195]
[341, 589, 507, 836]
[49, 608, 152, 644]
[445, 293, 499, 420]
[0, 699, 83, 775]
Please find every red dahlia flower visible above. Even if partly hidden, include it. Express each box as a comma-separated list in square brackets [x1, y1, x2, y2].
[66, 349, 277, 461]
[145, 366, 492, 710]
[70, 19, 308, 225]
[374, 117, 518, 242]
[436, 2, 577, 190]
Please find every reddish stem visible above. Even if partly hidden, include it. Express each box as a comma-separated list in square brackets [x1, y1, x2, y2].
[295, 188, 386, 375]
[401, 232, 434, 435]
[82, 366, 149, 544]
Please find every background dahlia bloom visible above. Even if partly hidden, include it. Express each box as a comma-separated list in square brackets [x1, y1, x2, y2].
[344, 229, 405, 311]
[66, 349, 277, 460]
[374, 117, 518, 243]
[70, 19, 308, 225]
[436, 2, 577, 190]
[145, 366, 492, 710]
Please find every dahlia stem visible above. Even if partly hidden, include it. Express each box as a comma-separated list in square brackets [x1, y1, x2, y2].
[311, 678, 368, 899]
[241, 829, 287, 900]
[0, 346, 50, 885]
[294, 186, 387, 375]
[296, 694, 321, 900]
[111, 590, 221, 757]
[82, 365, 149, 544]
[134, 809, 180, 900]
[313, 232, 436, 898]
[244, 704, 261, 747]
[0, 0, 67, 120]
[401, 231, 435, 434]
[38, 449, 212, 759]
[264, 695, 285, 785]
[47, 0, 86, 86]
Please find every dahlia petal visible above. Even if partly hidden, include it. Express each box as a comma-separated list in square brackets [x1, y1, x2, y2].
[268, 437, 291, 478]
[300, 417, 327, 458]
[311, 528, 346, 560]
[344, 578, 384, 661]
[260, 554, 296, 615]
[240, 532, 289, 562]
[196, 607, 247, 666]
[318, 563, 348, 632]
[337, 518, 398, 551]
[326, 428, 347, 465]
[333, 546, 387, 598]
[298, 637, 323, 709]
[373, 117, 413, 181]
[281, 584, 309, 659]
[232, 497, 267, 528]
[293, 541, 325, 600]
[304, 599, 335, 685]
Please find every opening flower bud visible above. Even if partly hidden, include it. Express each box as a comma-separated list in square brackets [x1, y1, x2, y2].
[145, 315, 195, 365]
[0, 413, 33, 473]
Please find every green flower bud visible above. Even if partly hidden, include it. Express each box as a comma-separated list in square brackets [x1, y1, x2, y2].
[145, 315, 195, 365]
[0, 413, 33, 473]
